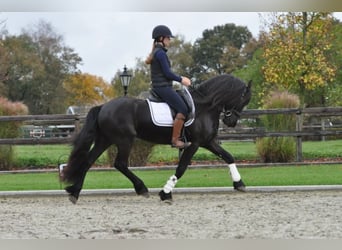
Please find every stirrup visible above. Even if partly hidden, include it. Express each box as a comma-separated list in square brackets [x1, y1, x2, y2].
[171, 141, 191, 149]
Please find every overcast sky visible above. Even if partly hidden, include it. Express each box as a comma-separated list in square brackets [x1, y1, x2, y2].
[1, 11, 342, 82]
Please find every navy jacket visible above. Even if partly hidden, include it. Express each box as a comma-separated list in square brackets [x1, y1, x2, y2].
[151, 43, 182, 87]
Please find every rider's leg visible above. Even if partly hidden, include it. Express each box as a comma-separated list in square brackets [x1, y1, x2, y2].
[171, 113, 191, 149]
[152, 86, 191, 149]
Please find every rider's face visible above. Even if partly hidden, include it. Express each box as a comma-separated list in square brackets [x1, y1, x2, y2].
[163, 36, 171, 47]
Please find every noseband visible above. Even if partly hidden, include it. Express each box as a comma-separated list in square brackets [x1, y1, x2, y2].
[223, 109, 241, 119]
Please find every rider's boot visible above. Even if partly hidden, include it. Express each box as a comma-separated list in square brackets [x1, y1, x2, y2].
[171, 113, 191, 149]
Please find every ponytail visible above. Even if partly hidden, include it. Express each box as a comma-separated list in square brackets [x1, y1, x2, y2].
[145, 41, 156, 65]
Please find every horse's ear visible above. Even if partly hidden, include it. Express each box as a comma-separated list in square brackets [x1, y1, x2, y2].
[247, 80, 252, 89]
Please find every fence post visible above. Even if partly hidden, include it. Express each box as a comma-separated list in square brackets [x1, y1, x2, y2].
[296, 110, 303, 162]
[321, 119, 326, 141]
[74, 115, 81, 134]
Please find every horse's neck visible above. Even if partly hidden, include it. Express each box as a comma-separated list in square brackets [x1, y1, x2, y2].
[193, 101, 221, 120]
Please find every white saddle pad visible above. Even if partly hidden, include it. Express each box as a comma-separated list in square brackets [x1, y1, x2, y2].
[146, 100, 194, 127]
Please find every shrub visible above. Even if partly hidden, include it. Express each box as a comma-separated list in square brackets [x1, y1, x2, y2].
[256, 91, 300, 163]
[107, 139, 154, 167]
[256, 137, 296, 162]
[0, 97, 28, 170]
[0, 145, 13, 170]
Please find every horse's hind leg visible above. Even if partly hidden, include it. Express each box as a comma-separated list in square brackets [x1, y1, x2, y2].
[65, 173, 85, 204]
[66, 137, 111, 203]
[114, 143, 149, 197]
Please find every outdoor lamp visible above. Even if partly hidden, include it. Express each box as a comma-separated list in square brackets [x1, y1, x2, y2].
[120, 65, 132, 96]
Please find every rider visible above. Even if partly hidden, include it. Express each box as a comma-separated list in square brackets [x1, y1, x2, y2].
[145, 25, 192, 149]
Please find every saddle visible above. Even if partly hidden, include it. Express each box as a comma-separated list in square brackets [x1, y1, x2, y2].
[146, 87, 195, 127]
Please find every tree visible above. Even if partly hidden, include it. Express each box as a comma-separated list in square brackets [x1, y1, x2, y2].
[262, 12, 336, 106]
[2, 34, 46, 112]
[233, 47, 265, 109]
[326, 18, 342, 106]
[2, 20, 82, 114]
[192, 23, 254, 84]
[23, 20, 82, 113]
[167, 35, 194, 79]
[63, 73, 115, 106]
[0, 38, 10, 95]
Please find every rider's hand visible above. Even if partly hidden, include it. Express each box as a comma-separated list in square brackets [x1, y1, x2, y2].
[181, 76, 191, 87]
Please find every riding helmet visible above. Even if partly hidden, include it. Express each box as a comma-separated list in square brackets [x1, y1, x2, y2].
[152, 25, 174, 39]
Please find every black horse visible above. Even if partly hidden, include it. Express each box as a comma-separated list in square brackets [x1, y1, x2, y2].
[61, 74, 252, 203]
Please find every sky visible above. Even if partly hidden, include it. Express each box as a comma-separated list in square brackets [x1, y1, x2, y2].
[1, 11, 342, 82]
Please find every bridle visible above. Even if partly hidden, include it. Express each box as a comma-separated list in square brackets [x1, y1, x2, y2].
[223, 108, 241, 120]
[190, 84, 248, 120]
[222, 85, 249, 119]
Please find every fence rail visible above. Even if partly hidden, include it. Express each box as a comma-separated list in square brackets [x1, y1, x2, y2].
[1, 107, 341, 161]
[218, 107, 342, 138]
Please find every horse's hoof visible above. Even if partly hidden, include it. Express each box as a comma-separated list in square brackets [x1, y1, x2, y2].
[162, 199, 173, 205]
[65, 185, 80, 203]
[135, 182, 149, 196]
[233, 180, 246, 192]
[159, 190, 173, 203]
[69, 195, 78, 204]
[140, 192, 150, 198]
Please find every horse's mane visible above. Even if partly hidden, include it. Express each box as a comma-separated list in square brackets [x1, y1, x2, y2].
[191, 74, 247, 110]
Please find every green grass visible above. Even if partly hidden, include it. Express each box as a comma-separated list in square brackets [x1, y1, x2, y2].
[12, 144, 108, 168]
[9, 139, 342, 169]
[148, 142, 258, 163]
[12, 144, 72, 168]
[2, 139, 341, 191]
[302, 139, 342, 158]
[149, 139, 341, 163]
[0, 165, 341, 191]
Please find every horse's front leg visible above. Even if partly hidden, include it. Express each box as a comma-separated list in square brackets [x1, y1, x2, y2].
[204, 140, 246, 192]
[159, 144, 199, 202]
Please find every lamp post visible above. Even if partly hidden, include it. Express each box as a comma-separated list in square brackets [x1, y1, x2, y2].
[120, 65, 132, 96]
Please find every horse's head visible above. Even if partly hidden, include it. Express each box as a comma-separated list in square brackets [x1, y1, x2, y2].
[193, 75, 252, 127]
[222, 80, 252, 127]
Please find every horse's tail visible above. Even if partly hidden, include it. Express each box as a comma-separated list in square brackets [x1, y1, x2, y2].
[62, 105, 102, 183]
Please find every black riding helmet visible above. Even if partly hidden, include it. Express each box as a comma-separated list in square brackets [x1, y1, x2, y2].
[152, 25, 174, 39]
